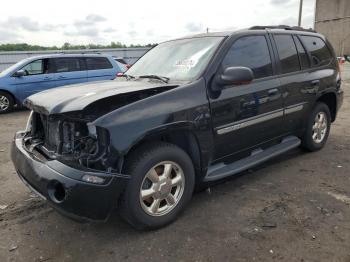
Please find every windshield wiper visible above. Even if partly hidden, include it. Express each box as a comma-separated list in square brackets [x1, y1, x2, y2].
[138, 75, 170, 83]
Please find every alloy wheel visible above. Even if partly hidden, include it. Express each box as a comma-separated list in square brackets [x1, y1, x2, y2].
[0, 95, 9, 112]
[139, 161, 185, 216]
[312, 111, 328, 143]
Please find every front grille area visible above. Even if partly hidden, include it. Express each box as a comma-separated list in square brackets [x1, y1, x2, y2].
[31, 113, 90, 155]
[36, 114, 60, 151]
[26, 112, 114, 172]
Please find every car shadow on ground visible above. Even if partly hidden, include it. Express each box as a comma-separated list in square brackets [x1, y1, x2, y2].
[88, 147, 307, 233]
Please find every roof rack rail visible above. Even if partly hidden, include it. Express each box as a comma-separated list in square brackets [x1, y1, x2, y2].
[249, 25, 316, 33]
[56, 50, 102, 55]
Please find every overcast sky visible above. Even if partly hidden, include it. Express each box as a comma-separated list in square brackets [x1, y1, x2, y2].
[0, 0, 316, 46]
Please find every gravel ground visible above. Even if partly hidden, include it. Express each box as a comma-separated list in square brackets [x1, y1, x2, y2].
[0, 66, 350, 262]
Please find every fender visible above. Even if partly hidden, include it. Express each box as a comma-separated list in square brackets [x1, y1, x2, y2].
[316, 89, 337, 101]
[0, 88, 17, 104]
[316, 89, 340, 121]
[92, 78, 214, 167]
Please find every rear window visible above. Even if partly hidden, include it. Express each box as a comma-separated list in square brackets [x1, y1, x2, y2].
[115, 58, 127, 64]
[52, 58, 84, 73]
[86, 57, 113, 70]
[274, 34, 300, 74]
[300, 36, 332, 67]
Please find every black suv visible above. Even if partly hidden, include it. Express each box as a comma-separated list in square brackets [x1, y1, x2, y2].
[11, 26, 343, 229]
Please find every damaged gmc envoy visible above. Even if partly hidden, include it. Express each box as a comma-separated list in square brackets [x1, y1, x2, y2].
[11, 26, 343, 229]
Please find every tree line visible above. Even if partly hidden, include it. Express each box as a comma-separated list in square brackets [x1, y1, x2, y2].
[0, 42, 157, 51]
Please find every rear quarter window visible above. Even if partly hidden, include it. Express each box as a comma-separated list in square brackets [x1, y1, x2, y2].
[86, 57, 113, 70]
[300, 36, 333, 67]
[294, 36, 310, 69]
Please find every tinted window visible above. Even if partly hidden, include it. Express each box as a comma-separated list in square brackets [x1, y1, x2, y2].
[294, 36, 310, 69]
[274, 34, 300, 74]
[86, 57, 113, 70]
[21, 60, 45, 75]
[115, 58, 127, 64]
[222, 36, 273, 79]
[300, 36, 332, 67]
[52, 58, 83, 73]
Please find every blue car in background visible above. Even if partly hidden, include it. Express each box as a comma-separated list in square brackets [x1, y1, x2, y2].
[0, 54, 124, 113]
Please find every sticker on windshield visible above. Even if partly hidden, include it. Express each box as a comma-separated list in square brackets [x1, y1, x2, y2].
[174, 59, 195, 68]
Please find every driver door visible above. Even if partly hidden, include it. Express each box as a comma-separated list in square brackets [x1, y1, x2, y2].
[209, 34, 284, 161]
[15, 58, 57, 101]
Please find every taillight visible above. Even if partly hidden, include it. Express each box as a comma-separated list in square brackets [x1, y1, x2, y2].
[116, 72, 124, 77]
[337, 60, 342, 76]
[336, 59, 342, 90]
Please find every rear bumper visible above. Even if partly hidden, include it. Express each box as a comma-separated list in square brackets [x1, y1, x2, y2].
[334, 88, 344, 121]
[337, 88, 344, 112]
[11, 131, 129, 221]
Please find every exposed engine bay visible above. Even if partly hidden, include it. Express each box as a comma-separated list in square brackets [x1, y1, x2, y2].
[24, 112, 116, 172]
[22, 84, 178, 172]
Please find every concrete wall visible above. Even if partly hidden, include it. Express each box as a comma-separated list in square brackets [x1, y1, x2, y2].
[0, 48, 150, 72]
[315, 0, 350, 56]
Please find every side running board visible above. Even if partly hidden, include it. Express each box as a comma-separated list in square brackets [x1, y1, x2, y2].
[204, 136, 301, 182]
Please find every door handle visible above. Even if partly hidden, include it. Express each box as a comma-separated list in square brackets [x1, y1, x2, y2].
[44, 77, 52, 80]
[268, 88, 279, 96]
[58, 75, 67, 79]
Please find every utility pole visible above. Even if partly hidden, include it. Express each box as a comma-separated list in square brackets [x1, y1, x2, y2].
[298, 0, 304, 26]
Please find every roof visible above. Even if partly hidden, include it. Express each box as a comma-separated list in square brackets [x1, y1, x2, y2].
[22, 53, 112, 61]
[171, 25, 320, 41]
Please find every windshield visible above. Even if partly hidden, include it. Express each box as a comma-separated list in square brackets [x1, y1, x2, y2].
[0, 58, 30, 77]
[127, 37, 224, 81]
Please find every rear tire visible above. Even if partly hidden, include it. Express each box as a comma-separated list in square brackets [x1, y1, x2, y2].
[119, 142, 195, 230]
[0, 91, 14, 114]
[301, 102, 331, 151]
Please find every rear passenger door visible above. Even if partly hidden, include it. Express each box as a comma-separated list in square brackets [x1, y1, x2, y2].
[86, 57, 116, 82]
[51, 57, 88, 87]
[210, 34, 284, 160]
[271, 33, 334, 133]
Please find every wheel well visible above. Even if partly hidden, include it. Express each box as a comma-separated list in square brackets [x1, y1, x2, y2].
[124, 130, 202, 178]
[317, 93, 337, 122]
[0, 89, 16, 105]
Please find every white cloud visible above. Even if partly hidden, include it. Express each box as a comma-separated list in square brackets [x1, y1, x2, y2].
[185, 22, 205, 33]
[271, 0, 294, 5]
[6, 16, 40, 32]
[74, 14, 107, 27]
[0, 0, 316, 46]
[0, 30, 20, 42]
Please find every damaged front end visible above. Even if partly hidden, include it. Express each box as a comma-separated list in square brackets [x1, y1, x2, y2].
[11, 79, 182, 221]
[21, 83, 179, 176]
[24, 111, 118, 174]
[11, 110, 129, 221]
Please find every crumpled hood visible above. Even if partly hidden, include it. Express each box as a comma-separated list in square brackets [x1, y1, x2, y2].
[24, 79, 175, 115]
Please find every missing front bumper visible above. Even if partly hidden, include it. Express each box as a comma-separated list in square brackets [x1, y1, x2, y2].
[11, 132, 129, 221]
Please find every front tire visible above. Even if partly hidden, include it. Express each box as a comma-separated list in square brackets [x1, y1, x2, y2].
[301, 102, 331, 151]
[120, 142, 195, 230]
[0, 91, 14, 114]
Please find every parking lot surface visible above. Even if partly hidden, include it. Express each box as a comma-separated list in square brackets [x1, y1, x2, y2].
[1, 66, 350, 262]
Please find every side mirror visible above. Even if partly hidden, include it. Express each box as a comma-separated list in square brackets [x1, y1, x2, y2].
[216, 66, 254, 87]
[13, 70, 26, 77]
